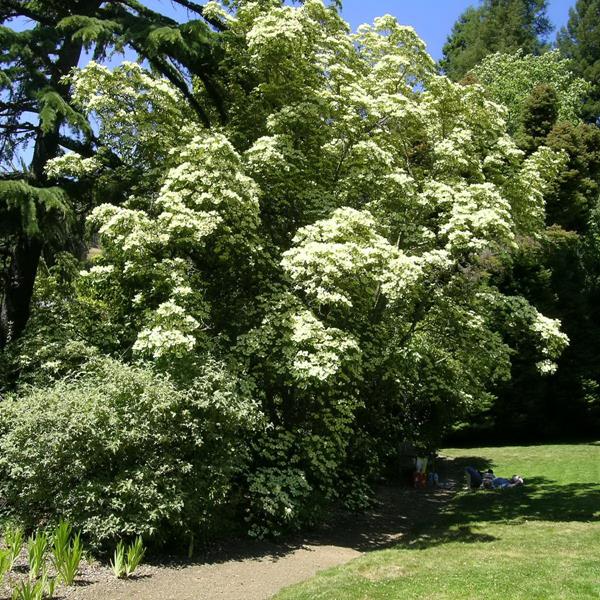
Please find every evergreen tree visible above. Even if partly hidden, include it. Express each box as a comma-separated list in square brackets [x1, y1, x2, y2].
[441, 0, 552, 80]
[517, 83, 559, 152]
[557, 0, 600, 124]
[0, 0, 226, 349]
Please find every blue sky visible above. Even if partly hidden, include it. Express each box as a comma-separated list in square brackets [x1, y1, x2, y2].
[338, 0, 576, 60]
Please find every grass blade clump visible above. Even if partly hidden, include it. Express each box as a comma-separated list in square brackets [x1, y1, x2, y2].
[125, 537, 145, 577]
[45, 574, 56, 599]
[111, 537, 146, 579]
[0, 548, 12, 585]
[27, 531, 48, 580]
[110, 541, 126, 578]
[5, 525, 24, 570]
[51, 520, 71, 568]
[52, 526, 82, 586]
[10, 577, 45, 600]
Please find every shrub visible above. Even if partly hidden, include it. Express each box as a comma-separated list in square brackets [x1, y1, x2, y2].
[0, 358, 257, 549]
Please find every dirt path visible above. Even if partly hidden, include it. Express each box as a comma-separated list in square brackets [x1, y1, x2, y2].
[61, 480, 458, 600]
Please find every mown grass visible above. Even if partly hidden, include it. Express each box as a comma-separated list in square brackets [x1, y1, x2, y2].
[275, 443, 600, 600]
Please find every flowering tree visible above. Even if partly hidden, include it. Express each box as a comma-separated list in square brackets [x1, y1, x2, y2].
[472, 50, 590, 133]
[48, 0, 569, 533]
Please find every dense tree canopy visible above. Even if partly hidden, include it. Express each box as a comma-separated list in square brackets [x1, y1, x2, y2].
[440, 0, 552, 81]
[471, 50, 589, 133]
[1, 0, 591, 547]
[452, 51, 600, 442]
[7, 0, 566, 540]
[557, 0, 600, 124]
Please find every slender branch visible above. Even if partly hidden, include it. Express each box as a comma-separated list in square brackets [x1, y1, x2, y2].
[57, 135, 95, 157]
[105, 0, 179, 27]
[0, 122, 37, 132]
[2, 0, 55, 26]
[58, 135, 122, 168]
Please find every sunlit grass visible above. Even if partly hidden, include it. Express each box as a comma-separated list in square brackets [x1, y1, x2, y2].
[275, 443, 600, 600]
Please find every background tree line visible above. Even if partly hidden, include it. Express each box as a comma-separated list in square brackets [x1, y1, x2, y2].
[441, 0, 600, 442]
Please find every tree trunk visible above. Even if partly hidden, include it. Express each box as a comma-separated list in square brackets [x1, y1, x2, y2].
[0, 236, 42, 348]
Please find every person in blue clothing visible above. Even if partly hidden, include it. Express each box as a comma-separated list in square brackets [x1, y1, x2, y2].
[465, 467, 523, 490]
[492, 475, 524, 489]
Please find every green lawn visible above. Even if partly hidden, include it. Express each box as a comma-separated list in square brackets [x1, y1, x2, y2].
[275, 443, 600, 600]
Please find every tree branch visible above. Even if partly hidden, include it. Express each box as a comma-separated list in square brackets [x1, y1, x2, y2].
[170, 0, 229, 31]
[2, 0, 55, 26]
[131, 45, 211, 128]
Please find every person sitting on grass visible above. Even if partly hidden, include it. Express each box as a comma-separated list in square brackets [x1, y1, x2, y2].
[464, 466, 484, 489]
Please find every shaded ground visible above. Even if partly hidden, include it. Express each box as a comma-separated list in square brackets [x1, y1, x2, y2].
[54, 460, 463, 600]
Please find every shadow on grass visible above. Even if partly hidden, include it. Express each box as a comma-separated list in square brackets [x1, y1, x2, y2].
[393, 453, 600, 551]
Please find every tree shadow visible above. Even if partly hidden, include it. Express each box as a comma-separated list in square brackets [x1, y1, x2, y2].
[143, 450, 600, 567]
[443, 476, 600, 524]
[169, 455, 493, 564]
[147, 484, 458, 568]
[387, 454, 600, 551]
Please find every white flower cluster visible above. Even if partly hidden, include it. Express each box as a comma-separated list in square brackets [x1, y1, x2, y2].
[245, 135, 291, 174]
[159, 134, 260, 236]
[282, 208, 399, 308]
[79, 264, 114, 279]
[440, 183, 514, 253]
[89, 204, 154, 258]
[202, 0, 231, 22]
[70, 61, 190, 166]
[46, 153, 101, 179]
[290, 309, 359, 381]
[506, 146, 567, 235]
[531, 312, 569, 375]
[382, 249, 452, 304]
[133, 327, 197, 360]
[133, 301, 201, 360]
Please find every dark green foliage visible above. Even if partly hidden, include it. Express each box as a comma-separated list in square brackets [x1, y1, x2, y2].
[0, 180, 72, 238]
[483, 228, 600, 441]
[557, 0, 600, 124]
[465, 86, 600, 443]
[56, 15, 122, 50]
[517, 83, 600, 231]
[440, 7, 486, 81]
[441, 0, 552, 80]
[36, 88, 92, 136]
[0, 253, 97, 390]
[516, 84, 559, 153]
[545, 121, 600, 231]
